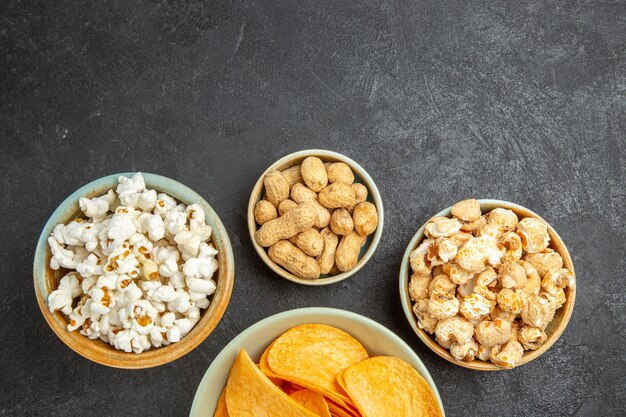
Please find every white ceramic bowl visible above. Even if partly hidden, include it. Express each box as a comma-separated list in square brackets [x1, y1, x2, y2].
[189, 307, 445, 416]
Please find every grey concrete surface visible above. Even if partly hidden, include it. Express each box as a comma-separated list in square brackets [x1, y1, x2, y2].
[1, 0, 625, 416]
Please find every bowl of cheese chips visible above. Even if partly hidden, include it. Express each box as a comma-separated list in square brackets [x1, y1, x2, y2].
[189, 307, 445, 417]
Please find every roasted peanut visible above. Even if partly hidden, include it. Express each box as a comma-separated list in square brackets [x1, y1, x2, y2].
[318, 183, 356, 209]
[290, 182, 317, 203]
[317, 227, 339, 274]
[290, 229, 324, 257]
[255, 203, 316, 247]
[254, 200, 278, 225]
[290, 183, 330, 228]
[352, 183, 368, 204]
[281, 165, 304, 187]
[278, 199, 298, 216]
[301, 156, 328, 192]
[330, 208, 354, 236]
[352, 202, 378, 236]
[326, 162, 354, 185]
[268, 240, 321, 279]
[335, 231, 366, 272]
[263, 171, 290, 207]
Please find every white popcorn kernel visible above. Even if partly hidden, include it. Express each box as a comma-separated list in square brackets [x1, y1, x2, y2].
[166, 326, 181, 343]
[94, 274, 116, 289]
[124, 283, 143, 302]
[80, 319, 101, 340]
[52, 220, 88, 246]
[153, 244, 180, 264]
[137, 189, 157, 211]
[124, 300, 157, 336]
[76, 254, 104, 278]
[168, 271, 186, 289]
[185, 203, 205, 223]
[175, 230, 202, 258]
[154, 193, 177, 215]
[48, 272, 81, 315]
[150, 300, 167, 313]
[104, 220, 136, 248]
[169, 290, 193, 314]
[186, 277, 216, 295]
[67, 299, 92, 331]
[164, 209, 188, 236]
[190, 220, 212, 241]
[195, 297, 210, 309]
[104, 248, 139, 277]
[140, 213, 165, 241]
[161, 312, 176, 328]
[79, 190, 116, 219]
[186, 306, 201, 324]
[159, 257, 179, 278]
[174, 318, 194, 337]
[152, 285, 177, 303]
[48, 236, 82, 270]
[131, 333, 151, 354]
[81, 223, 102, 251]
[183, 243, 219, 279]
[81, 276, 97, 293]
[129, 233, 154, 262]
[115, 274, 135, 292]
[89, 287, 114, 315]
[114, 329, 135, 353]
[116, 173, 146, 207]
[149, 326, 166, 348]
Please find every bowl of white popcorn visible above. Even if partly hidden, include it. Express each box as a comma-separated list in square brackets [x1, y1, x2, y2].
[399, 199, 576, 371]
[34, 172, 234, 368]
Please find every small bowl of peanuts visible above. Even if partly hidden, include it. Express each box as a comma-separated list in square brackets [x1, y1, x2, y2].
[399, 199, 576, 370]
[33, 173, 235, 368]
[248, 149, 384, 285]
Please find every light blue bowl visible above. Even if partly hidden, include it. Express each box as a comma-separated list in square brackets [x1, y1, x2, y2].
[33, 173, 235, 368]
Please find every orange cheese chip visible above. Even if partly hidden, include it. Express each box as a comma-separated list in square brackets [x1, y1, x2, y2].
[327, 400, 362, 417]
[341, 356, 443, 417]
[266, 324, 369, 407]
[213, 388, 229, 417]
[225, 350, 319, 417]
[290, 389, 332, 417]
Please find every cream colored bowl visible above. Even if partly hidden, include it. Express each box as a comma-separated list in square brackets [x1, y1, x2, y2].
[399, 199, 576, 371]
[189, 307, 445, 416]
[247, 149, 384, 286]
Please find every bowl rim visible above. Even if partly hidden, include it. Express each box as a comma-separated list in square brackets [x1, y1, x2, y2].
[188, 307, 445, 417]
[247, 149, 384, 286]
[33, 172, 235, 369]
[399, 199, 577, 371]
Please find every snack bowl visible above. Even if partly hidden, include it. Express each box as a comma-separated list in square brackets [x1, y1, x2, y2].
[247, 149, 384, 285]
[33, 173, 235, 369]
[189, 307, 445, 416]
[399, 199, 576, 371]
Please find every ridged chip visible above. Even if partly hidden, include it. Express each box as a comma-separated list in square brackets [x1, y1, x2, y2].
[225, 350, 318, 417]
[290, 389, 332, 417]
[341, 356, 443, 417]
[266, 324, 369, 407]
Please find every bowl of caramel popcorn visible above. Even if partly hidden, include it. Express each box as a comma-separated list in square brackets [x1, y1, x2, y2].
[399, 199, 576, 370]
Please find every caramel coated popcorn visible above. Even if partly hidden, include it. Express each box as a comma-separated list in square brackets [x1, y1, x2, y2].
[408, 199, 575, 368]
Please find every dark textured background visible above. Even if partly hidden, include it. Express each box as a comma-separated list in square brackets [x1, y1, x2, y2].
[1, 0, 625, 416]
